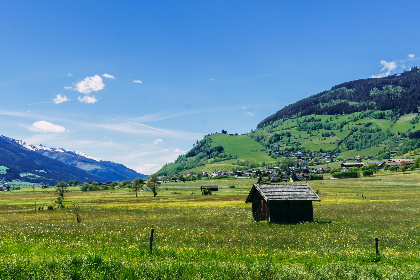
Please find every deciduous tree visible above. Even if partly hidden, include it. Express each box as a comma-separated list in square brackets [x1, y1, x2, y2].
[147, 174, 160, 197]
[132, 178, 144, 197]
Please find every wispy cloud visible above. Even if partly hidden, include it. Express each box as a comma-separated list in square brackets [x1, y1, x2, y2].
[67, 73, 72, 77]
[103, 73, 115, 79]
[133, 80, 143, 84]
[153, 138, 163, 144]
[0, 109, 204, 140]
[76, 75, 105, 94]
[125, 121, 177, 135]
[53, 94, 69, 104]
[29, 121, 66, 133]
[131, 107, 231, 123]
[121, 146, 186, 174]
[408, 54, 415, 59]
[242, 106, 255, 117]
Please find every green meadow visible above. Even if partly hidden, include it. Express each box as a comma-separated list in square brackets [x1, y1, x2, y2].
[0, 173, 419, 279]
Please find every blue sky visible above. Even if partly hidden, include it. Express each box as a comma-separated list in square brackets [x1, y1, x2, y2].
[1, 1, 420, 174]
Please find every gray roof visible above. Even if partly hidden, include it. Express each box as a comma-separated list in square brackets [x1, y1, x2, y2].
[245, 183, 321, 203]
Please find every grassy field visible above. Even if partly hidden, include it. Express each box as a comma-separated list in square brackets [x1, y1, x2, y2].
[0, 173, 419, 279]
[210, 134, 275, 162]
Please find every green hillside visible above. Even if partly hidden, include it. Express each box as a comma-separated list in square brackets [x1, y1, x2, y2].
[210, 134, 272, 162]
[159, 111, 420, 176]
[158, 70, 420, 176]
[157, 134, 275, 176]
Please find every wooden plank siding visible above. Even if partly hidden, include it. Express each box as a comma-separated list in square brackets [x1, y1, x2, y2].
[251, 191, 269, 222]
[246, 183, 320, 223]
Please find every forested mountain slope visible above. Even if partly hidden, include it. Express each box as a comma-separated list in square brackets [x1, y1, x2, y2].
[258, 67, 420, 128]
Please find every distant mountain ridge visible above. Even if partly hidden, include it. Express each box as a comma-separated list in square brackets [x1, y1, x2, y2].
[0, 136, 104, 184]
[0, 136, 147, 185]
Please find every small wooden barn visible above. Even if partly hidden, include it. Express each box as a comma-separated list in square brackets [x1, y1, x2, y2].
[201, 186, 219, 191]
[245, 183, 321, 223]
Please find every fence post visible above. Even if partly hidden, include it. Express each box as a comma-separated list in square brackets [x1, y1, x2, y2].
[149, 228, 154, 253]
[375, 237, 379, 255]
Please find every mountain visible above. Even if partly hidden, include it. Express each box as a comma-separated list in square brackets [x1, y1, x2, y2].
[0, 136, 147, 185]
[21, 143, 147, 181]
[0, 136, 105, 185]
[258, 67, 420, 128]
[158, 68, 420, 176]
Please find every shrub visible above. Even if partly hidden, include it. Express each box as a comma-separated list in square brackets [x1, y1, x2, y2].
[331, 171, 360, 179]
[229, 185, 235, 188]
[47, 205, 54, 210]
[363, 170, 374, 177]
[309, 174, 323, 180]
[202, 188, 212, 195]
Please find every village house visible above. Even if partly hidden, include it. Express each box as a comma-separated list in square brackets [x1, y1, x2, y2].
[341, 162, 364, 170]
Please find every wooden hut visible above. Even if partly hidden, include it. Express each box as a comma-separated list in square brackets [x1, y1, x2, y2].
[245, 183, 321, 223]
[200, 186, 218, 191]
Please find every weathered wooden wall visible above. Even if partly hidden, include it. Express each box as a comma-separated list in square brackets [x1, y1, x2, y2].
[268, 200, 313, 223]
[251, 192, 269, 222]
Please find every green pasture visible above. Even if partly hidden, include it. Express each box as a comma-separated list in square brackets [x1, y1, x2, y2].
[210, 134, 274, 163]
[0, 172, 419, 279]
[339, 146, 385, 159]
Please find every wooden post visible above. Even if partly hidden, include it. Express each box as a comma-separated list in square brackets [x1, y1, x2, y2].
[149, 228, 154, 253]
[375, 237, 379, 255]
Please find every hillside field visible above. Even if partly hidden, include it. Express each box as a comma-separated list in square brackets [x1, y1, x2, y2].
[0, 173, 419, 279]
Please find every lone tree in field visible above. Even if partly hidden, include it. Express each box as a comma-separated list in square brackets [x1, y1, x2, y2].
[55, 181, 68, 199]
[55, 181, 68, 209]
[147, 174, 161, 197]
[132, 178, 144, 197]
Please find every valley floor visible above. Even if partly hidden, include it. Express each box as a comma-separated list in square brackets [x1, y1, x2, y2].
[0, 173, 419, 279]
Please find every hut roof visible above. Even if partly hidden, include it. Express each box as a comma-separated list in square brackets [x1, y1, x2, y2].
[245, 183, 321, 203]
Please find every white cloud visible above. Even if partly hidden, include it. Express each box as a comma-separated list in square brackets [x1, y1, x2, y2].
[53, 94, 69, 104]
[371, 55, 420, 78]
[30, 121, 66, 133]
[133, 80, 143, 84]
[78, 95, 98, 104]
[64, 86, 72, 90]
[380, 60, 397, 74]
[134, 163, 160, 175]
[76, 75, 105, 94]
[67, 73, 72, 77]
[244, 111, 255, 117]
[371, 60, 397, 78]
[209, 78, 214, 81]
[153, 138, 163, 144]
[103, 73, 115, 79]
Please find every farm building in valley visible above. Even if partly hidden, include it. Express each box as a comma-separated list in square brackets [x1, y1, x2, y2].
[245, 183, 321, 223]
[200, 186, 218, 191]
